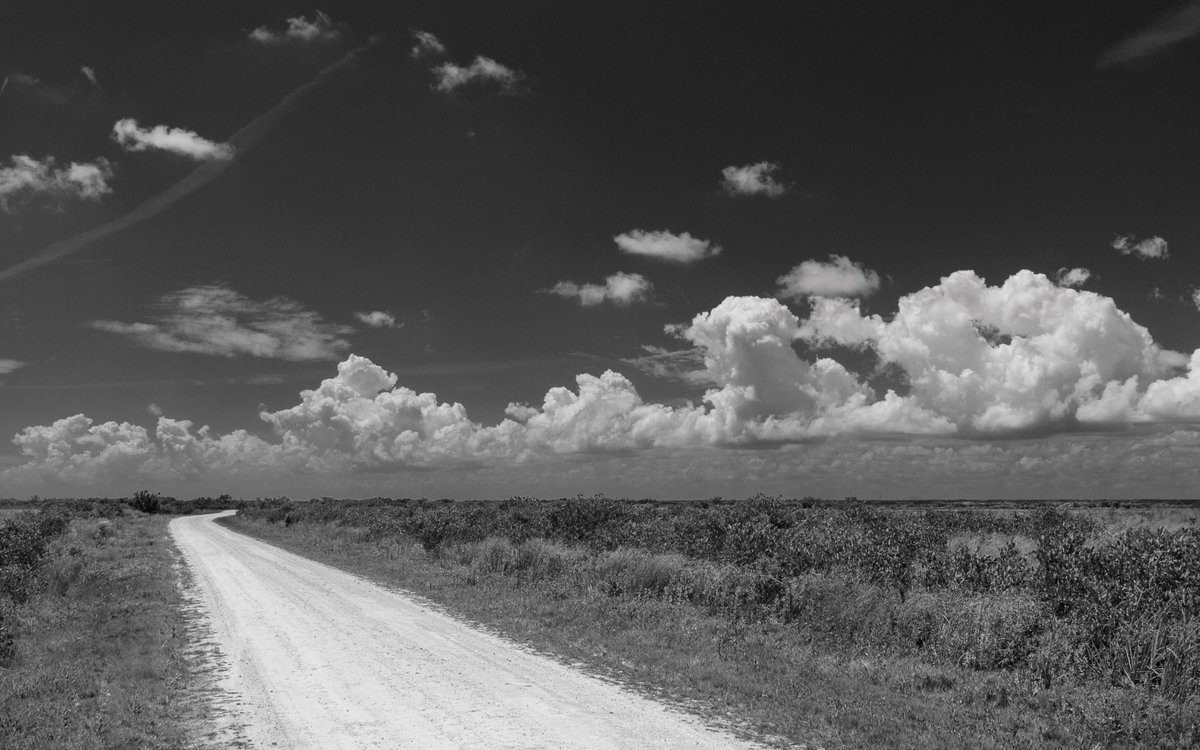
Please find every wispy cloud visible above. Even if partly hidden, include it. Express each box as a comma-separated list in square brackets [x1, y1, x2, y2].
[542, 272, 653, 306]
[621, 346, 710, 384]
[1191, 288, 1200, 311]
[1113, 234, 1169, 260]
[0, 39, 380, 286]
[90, 285, 353, 361]
[1098, 1, 1200, 69]
[433, 56, 529, 95]
[1055, 267, 1092, 288]
[410, 30, 446, 59]
[80, 66, 99, 87]
[354, 310, 401, 328]
[250, 11, 342, 45]
[0, 154, 113, 212]
[614, 229, 721, 264]
[112, 119, 234, 161]
[721, 162, 787, 197]
[777, 254, 881, 299]
[0, 358, 26, 375]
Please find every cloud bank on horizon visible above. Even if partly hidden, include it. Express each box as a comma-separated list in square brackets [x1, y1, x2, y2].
[8, 266, 1200, 491]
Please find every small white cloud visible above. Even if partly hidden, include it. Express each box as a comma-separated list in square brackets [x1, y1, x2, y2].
[614, 229, 721, 264]
[0, 358, 26, 375]
[1055, 267, 1092, 287]
[0, 154, 113, 212]
[433, 56, 528, 95]
[777, 255, 881, 299]
[112, 119, 234, 161]
[410, 30, 446, 59]
[1098, 1, 1200, 69]
[354, 310, 400, 328]
[250, 11, 342, 45]
[1192, 288, 1200, 311]
[146, 403, 164, 417]
[80, 66, 99, 86]
[720, 162, 787, 197]
[90, 284, 352, 361]
[1113, 234, 1169, 260]
[543, 272, 652, 307]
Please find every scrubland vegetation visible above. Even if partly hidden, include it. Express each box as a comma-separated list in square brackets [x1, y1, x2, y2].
[224, 495, 1199, 749]
[0, 498, 227, 749]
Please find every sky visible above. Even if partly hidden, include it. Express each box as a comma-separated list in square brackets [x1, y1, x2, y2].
[2, 1, 1200, 500]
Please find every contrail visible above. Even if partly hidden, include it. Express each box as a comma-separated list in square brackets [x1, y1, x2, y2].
[0, 36, 382, 285]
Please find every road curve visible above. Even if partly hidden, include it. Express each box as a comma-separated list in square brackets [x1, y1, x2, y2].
[171, 512, 762, 749]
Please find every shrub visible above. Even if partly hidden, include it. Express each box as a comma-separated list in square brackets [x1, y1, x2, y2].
[129, 490, 161, 514]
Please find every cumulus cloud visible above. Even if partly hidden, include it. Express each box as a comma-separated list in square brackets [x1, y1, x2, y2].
[543, 272, 652, 306]
[0, 359, 26, 374]
[0, 154, 113, 212]
[12, 268, 1200, 489]
[1192, 288, 1200, 311]
[250, 11, 342, 45]
[432, 56, 528, 95]
[354, 310, 400, 328]
[90, 285, 352, 361]
[112, 119, 234, 161]
[721, 162, 787, 197]
[797, 269, 1193, 432]
[614, 229, 721, 264]
[777, 255, 881, 299]
[1113, 234, 1169, 260]
[1055, 267, 1091, 287]
[1098, 1, 1200, 69]
[410, 30, 446, 59]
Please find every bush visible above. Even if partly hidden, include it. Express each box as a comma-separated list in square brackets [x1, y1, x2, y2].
[129, 490, 161, 514]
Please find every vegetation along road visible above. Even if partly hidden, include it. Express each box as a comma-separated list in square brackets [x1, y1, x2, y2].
[171, 511, 762, 749]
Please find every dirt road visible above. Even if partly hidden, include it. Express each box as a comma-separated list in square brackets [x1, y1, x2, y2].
[171, 512, 763, 749]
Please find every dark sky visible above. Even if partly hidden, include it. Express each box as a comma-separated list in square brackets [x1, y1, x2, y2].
[2, 1, 1199, 499]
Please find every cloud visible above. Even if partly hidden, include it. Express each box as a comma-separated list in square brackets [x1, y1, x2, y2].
[1193, 288, 1200, 311]
[80, 66, 99, 86]
[720, 162, 787, 197]
[13, 269, 1200, 491]
[1098, 1, 1200, 69]
[1055, 267, 1092, 287]
[0, 38, 381, 286]
[250, 11, 342, 45]
[621, 346, 710, 384]
[1113, 234, 1169, 260]
[0, 154, 113, 212]
[112, 119, 234, 161]
[543, 272, 653, 306]
[146, 403, 164, 417]
[354, 310, 400, 328]
[0, 359, 26, 375]
[410, 30, 446, 59]
[614, 229, 721, 264]
[797, 269, 1192, 432]
[777, 254, 881, 299]
[432, 56, 529, 95]
[89, 284, 353, 361]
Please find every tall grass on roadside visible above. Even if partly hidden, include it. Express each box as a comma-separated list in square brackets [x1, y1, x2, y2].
[1, 509, 224, 750]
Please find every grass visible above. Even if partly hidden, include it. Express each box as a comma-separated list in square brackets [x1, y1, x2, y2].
[218, 512, 1196, 749]
[0, 511, 230, 749]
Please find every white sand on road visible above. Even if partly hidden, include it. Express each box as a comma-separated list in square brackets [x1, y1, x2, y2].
[171, 512, 765, 749]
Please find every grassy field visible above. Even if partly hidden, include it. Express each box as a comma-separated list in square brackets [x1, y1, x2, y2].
[219, 497, 1200, 749]
[1, 505, 230, 749]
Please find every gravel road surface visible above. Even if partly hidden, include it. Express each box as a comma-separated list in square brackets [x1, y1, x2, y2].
[171, 511, 763, 749]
